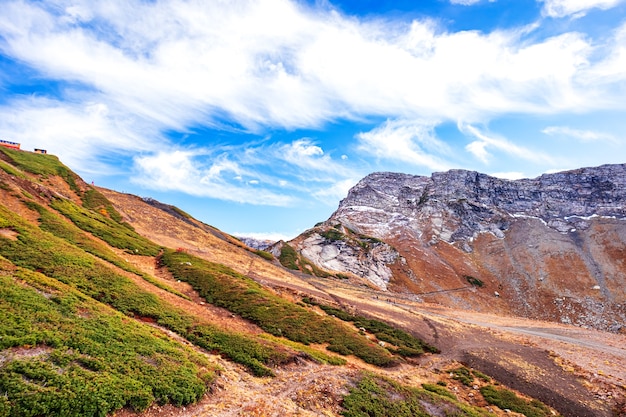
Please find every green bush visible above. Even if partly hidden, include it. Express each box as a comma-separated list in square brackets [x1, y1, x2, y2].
[451, 366, 474, 386]
[25, 201, 187, 299]
[50, 198, 160, 256]
[422, 383, 456, 399]
[320, 229, 345, 242]
[81, 188, 125, 224]
[314, 303, 439, 356]
[465, 275, 484, 287]
[254, 250, 274, 261]
[480, 385, 557, 417]
[278, 243, 299, 270]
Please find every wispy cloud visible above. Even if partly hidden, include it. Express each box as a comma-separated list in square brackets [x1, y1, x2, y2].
[542, 125, 617, 142]
[356, 119, 451, 171]
[540, 0, 625, 18]
[132, 138, 358, 206]
[461, 124, 555, 164]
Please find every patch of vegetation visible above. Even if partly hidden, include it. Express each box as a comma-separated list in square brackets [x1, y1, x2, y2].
[451, 366, 475, 386]
[465, 275, 484, 288]
[310, 302, 439, 357]
[25, 201, 188, 300]
[0, 159, 25, 178]
[278, 243, 299, 270]
[51, 198, 160, 256]
[422, 383, 456, 399]
[260, 334, 347, 366]
[341, 374, 492, 417]
[0, 147, 80, 194]
[254, 250, 274, 261]
[161, 249, 400, 367]
[472, 369, 491, 382]
[320, 229, 345, 242]
[0, 206, 287, 377]
[170, 205, 193, 220]
[480, 385, 558, 417]
[81, 188, 125, 224]
[278, 243, 330, 277]
[0, 262, 214, 417]
[0, 180, 11, 191]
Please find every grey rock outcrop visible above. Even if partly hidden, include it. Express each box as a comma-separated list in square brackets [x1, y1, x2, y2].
[332, 164, 626, 249]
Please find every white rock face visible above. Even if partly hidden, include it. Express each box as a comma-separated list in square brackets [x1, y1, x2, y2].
[330, 165, 626, 250]
[298, 233, 399, 290]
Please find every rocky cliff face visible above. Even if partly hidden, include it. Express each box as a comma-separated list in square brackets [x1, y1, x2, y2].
[291, 164, 626, 331]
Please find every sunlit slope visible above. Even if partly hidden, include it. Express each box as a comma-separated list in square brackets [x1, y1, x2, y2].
[0, 148, 501, 417]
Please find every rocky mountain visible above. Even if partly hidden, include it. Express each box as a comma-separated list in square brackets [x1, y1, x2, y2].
[290, 164, 626, 332]
[2, 147, 625, 417]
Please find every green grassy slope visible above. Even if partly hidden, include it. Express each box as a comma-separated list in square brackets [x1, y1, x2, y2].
[1, 148, 515, 417]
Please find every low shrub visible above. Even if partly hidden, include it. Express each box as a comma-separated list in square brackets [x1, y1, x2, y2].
[451, 366, 474, 386]
[480, 385, 557, 417]
[422, 383, 456, 399]
[341, 374, 491, 417]
[50, 198, 160, 256]
[254, 250, 274, 261]
[0, 267, 213, 417]
[313, 303, 439, 356]
[161, 249, 398, 367]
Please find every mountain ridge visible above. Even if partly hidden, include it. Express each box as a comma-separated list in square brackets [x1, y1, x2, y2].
[291, 163, 626, 332]
[1, 147, 625, 416]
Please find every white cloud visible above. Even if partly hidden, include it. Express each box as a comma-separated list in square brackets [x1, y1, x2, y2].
[0, 96, 160, 174]
[312, 178, 359, 201]
[271, 138, 354, 182]
[540, 0, 624, 18]
[131, 138, 359, 207]
[461, 124, 555, 164]
[0, 0, 619, 136]
[356, 119, 451, 171]
[542, 125, 617, 142]
[133, 150, 295, 206]
[490, 171, 526, 180]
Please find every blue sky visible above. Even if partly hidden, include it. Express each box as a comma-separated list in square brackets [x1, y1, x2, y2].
[1, 0, 626, 240]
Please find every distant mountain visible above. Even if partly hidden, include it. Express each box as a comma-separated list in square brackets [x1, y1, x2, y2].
[236, 236, 276, 250]
[290, 164, 626, 332]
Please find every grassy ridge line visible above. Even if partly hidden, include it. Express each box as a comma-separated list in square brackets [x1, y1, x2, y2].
[0, 257, 213, 417]
[162, 249, 408, 367]
[0, 205, 289, 377]
[0, 147, 80, 194]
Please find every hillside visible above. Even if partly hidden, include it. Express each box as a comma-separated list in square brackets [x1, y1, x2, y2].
[290, 166, 626, 332]
[1, 147, 625, 417]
